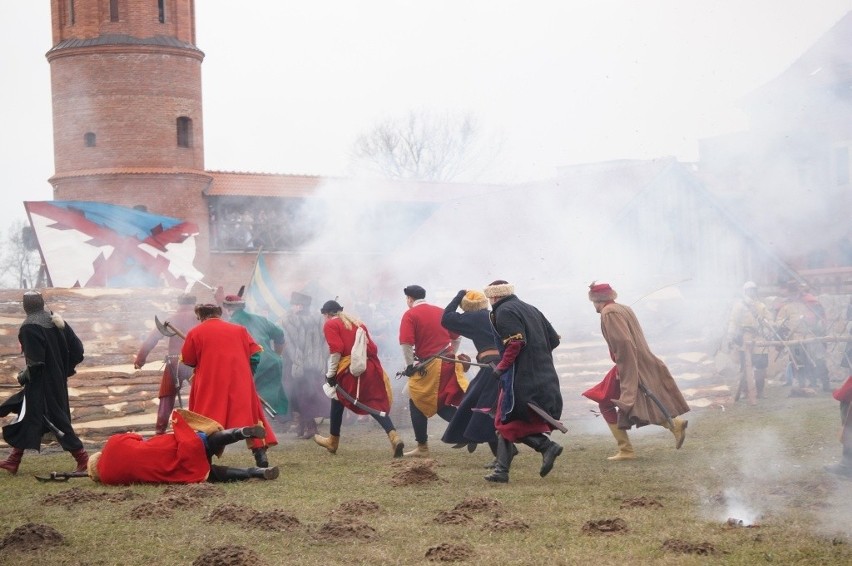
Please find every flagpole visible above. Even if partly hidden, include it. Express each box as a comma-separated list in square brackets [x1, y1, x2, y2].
[242, 245, 264, 297]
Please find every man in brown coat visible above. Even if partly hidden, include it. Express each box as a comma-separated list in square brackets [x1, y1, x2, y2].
[583, 282, 689, 460]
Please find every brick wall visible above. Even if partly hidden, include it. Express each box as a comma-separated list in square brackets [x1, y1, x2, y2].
[52, 0, 196, 45]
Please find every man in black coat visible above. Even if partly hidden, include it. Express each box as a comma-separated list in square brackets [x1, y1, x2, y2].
[484, 280, 563, 483]
[1, 292, 88, 475]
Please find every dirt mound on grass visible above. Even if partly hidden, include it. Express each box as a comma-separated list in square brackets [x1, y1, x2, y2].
[332, 499, 381, 516]
[129, 493, 202, 519]
[582, 518, 628, 534]
[662, 538, 718, 555]
[425, 542, 474, 562]
[482, 517, 529, 532]
[620, 496, 663, 509]
[432, 510, 475, 525]
[391, 460, 444, 486]
[0, 523, 64, 551]
[314, 518, 377, 540]
[452, 497, 501, 513]
[246, 510, 301, 532]
[192, 544, 267, 566]
[41, 487, 139, 507]
[207, 503, 256, 524]
[206, 504, 301, 532]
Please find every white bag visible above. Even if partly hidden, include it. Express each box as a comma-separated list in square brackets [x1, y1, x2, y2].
[350, 326, 368, 377]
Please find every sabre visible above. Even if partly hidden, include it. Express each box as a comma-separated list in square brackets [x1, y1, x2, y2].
[332, 384, 387, 418]
[637, 381, 675, 429]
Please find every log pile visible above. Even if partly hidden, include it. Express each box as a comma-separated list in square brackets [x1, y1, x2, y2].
[0, 287, 199, 442]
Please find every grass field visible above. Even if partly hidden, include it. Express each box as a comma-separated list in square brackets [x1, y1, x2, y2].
[1, 387, 850, 565]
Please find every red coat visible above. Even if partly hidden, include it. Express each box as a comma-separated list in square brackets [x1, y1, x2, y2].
[181, 318, 277, 447]
[324, 317, 391, 414]
[96, 411, 210, 484]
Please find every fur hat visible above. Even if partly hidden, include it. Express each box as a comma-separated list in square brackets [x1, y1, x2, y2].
[483, 280, 514, 299]
[403, 285, 426, 300]
[461, 290, 489, 312]
[177, 293, 196, 305]
[320, 300, 343, 314]
[588, 281, 617, 302]
[222, 294, 245, 307]
[290, 291, 312, 307]
[23, 291, 45, 314]
[87, 451, 102, 482]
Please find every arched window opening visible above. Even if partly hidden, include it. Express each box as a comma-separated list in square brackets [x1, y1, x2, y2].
[84, 132, 96, 147]
[110, 0, 119, 22]
[177, 117, 192, 148]
[158, 0, 165, 23]
[69, 0, 76, 25]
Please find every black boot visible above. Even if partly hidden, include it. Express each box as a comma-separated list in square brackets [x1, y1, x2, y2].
[206, 426, 266, 457]
[521, 434, 563, 477]
[252, 447, 269, 467]
[484, 436, 515, 483]
[208, 465, 279, 482]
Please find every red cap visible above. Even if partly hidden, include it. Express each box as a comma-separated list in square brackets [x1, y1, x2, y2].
[588, 282, 617, 302]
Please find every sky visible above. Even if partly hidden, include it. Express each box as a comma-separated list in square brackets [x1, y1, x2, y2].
[1, 1, 851, 239]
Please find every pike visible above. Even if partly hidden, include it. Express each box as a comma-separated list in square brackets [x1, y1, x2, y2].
[34, 471, 89, 482]
[154, 316, 277, 418]
[434, 354, 490, 368]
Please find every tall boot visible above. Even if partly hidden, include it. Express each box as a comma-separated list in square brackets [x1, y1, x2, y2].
[387, 430, 405, 458]
[71, 448, 89, 474]
[521, 434, 564, 477]
[606, 423, 635, 461]
[484, 440, 499, 469]
[314, 434, 340, 454]
[208, 465, 280, 482]
[662, 418, 688, 449]
[252, 447, 269, 467]
[0, 448, 24, 475]
[484, 436, 515, 483]
[403, 442, 429, 458]
[206, 426, 266, 456]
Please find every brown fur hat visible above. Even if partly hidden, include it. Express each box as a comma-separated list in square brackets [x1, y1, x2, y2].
[483, 280, 514, 299]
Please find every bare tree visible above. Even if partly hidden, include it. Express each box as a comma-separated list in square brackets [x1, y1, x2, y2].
[350, 110, 497, 182]
[0, 220, 41, 288]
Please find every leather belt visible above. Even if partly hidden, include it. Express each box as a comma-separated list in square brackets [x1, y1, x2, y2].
[477, 349, 499, 363]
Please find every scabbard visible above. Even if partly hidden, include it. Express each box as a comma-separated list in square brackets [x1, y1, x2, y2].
[527, 402, 568, 433]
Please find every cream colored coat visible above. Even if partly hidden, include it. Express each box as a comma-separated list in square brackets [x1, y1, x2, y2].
[600, 302, 690, 429]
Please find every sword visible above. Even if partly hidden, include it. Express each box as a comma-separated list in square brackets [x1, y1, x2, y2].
[527, 402, 568, 434]
[637, 381, 675, 429]
[34, 471, 89, 482]
[333, 384, 387, 417]
[395, 347, 452, 378]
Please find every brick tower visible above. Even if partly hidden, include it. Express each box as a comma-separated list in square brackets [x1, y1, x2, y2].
[46, 0, 212, 272]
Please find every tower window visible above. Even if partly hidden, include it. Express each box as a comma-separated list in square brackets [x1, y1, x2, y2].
[158, 0, 165, 23]
[69, 0, 75, 25]
[84, 132, 96, 147]
[177, 117, 192, 148]
[110, 0, 119, 22]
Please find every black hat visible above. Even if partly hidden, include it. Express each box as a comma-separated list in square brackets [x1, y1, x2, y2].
[403, 285, 426, 300]
[320, 300, 343, 314]
[290, 291, 312, 307]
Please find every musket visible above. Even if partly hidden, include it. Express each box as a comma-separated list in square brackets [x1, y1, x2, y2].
[434, 354, 490, 368]
[34, 471, 89, 482]
[395, 347, 452, 379]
